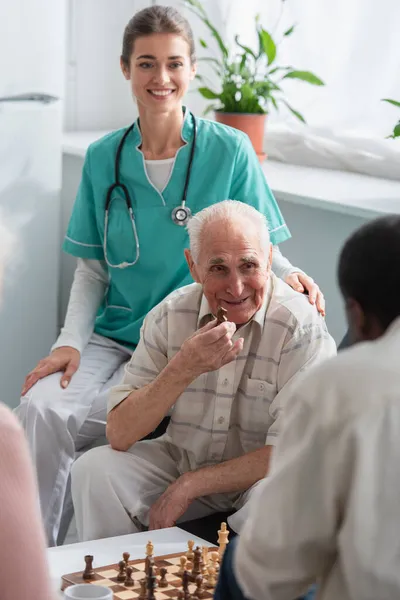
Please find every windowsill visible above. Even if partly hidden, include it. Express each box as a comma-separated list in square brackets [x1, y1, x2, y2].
[63, 130, 400, 219]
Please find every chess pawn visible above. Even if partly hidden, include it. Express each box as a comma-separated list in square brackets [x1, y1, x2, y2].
[193, 573, 206, 599]
[124, 566, 134, 587]
[178, 555, 187, 577]
[117, 560, 126, 582]
[205, 565, 216, 588]
[158, 566, 168, 588]
[83, 554, 95, 580]
[182, 570, 191, 600]
[122, 551, 130, 567]
[211, 551, 220, 573]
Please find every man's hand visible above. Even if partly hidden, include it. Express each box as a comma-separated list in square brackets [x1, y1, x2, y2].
[285, 272, 325, 316]
[149, 476, 193, 530]
[21, 347, 81, 395]
[178, 319, 243, 380]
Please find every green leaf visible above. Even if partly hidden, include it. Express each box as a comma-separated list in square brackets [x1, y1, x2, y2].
[393, 123, 400, 138]
[199, 38, 208, 48]
[283, 70, 325, 85]
[198, 87, 221, 100]
[234, 35, 257, 59]
[204, 17, 229, 59]
[382, 98, 400, 108]
[184, 1, 229, 59]
[268, 66, 292, 75]
[270, 95, 279, 111]
[259, 29, 277, 65]
[284, 24, 296, 36]
[282, 100, 307, 123]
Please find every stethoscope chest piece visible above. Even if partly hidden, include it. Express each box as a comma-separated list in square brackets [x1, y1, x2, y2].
[171, 205, 192, 226]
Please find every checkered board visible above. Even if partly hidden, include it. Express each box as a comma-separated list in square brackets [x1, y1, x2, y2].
[61, 549, 218, 599]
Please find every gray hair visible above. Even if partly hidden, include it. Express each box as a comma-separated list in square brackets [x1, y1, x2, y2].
[187, 200, 270, 263]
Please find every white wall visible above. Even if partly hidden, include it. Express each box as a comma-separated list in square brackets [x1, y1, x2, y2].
[0, 0, 66, 98]
[65, 0, 147, 130]
[64, 0, 226, 130]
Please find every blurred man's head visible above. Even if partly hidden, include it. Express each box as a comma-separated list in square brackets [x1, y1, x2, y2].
[338, 215, 400, 343]
[185, 200, 273, 326]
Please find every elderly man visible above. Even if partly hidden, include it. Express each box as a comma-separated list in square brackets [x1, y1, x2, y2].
[71, 200, 335, 541]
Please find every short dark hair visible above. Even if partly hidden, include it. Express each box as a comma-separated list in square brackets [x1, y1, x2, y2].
[121, 6, 196, 68]
[338, 215, 400, 330]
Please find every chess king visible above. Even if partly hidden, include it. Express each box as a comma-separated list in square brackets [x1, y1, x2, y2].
[71, 201, 335, 541]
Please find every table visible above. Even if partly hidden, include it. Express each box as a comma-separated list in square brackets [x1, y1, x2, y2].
[47, 527, 212, 598]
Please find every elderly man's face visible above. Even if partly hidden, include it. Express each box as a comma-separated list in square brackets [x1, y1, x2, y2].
[185, 218, 272, 325]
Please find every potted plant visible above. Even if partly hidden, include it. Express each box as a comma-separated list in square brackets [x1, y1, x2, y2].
[185, 0, 325, 161]
[382, 99, 400, 139]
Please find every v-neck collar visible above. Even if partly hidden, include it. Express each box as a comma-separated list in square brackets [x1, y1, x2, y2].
[131, 106, 194, 149]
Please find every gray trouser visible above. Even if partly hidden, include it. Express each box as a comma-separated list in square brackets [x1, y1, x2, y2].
[71, 438, 262, 542]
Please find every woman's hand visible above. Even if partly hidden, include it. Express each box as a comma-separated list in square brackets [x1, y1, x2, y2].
[285, 272, 325, 316]
[21, 347, 81, 395]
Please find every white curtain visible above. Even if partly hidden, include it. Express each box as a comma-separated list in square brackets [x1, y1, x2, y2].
[184, 0, 400, 180]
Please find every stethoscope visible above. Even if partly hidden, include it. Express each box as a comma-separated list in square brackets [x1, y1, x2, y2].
[103, 111, 197, 269]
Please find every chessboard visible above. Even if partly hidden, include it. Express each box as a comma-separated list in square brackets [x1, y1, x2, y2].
[61, 525, 230, 600]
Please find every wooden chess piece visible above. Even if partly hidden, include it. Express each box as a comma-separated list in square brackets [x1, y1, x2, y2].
[182, 570, 191, 600]
[186, 539, 195, 570]
[146, 563, 156, 600]
[145, 555, 155, 577]
[82, 555, 95, 580]
[211, 551, 220, 573]
[138, 578, 147, 600]
[122, 551, 130, 567]
[191, 546, 202, 580]
[218, 521, 230, 561]
[145, 540, 154, 576]
[158, 566, 168, 588]
[117, 560, 126, 582]
[187, 540, 195, 561]
[201, 547, 209, 573]
[178, 555, 187, 577]
[216, 305, 228, 324]
[146, 540, 154, 558]
[193, 573, 206, 599]
[124, 566, 134, 587]
[205, 565, 216, 588]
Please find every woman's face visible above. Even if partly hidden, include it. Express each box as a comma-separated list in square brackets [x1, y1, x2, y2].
[121, 33, 196, 115]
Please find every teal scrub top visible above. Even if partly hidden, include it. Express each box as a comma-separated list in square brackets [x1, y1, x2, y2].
[63, 108, 291, 349]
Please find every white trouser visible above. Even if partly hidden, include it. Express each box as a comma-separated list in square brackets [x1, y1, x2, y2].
[14, 333, 132, 546]
[71, 438, 262, 542]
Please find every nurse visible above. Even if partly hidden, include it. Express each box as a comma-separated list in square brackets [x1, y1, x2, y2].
[16, 5, 324, 546]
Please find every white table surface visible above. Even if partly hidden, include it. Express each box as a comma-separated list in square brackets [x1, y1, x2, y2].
[48, 527, 212, 598]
